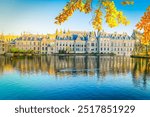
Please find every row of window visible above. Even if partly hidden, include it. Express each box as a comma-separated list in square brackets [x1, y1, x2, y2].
[17, 47, 49, 51]
[57, 43, 97, 47]
[100, 42, 134, 47]
[57, 42, 134, 47]
[16, 42, 48, 46]
[100, 48, 133, 51]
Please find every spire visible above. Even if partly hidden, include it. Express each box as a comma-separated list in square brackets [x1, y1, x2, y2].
[56, 29, 59, 36]
[63, 30, 66, 34]
[91, 31, 95, 37]
[68, 29, 70, 33]
[60, 29, 63, 35]
[68, 29, 70, 34]
[66, 29, 71, 36]
[83, 31, 87, 36]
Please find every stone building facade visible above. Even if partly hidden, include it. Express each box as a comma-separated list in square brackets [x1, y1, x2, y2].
[15, 34, 56, 54]
[98, 32, 135, 56]
[51, 31, 135, 56]
[0, 35, 9, 55]
[15, 34, 42, 54]
[0, 40, 5, 54]
[0, 31, 135, 56]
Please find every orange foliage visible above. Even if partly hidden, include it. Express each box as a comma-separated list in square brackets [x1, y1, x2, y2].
[136, 6, 150, 45]
[55, 0, 133, 30]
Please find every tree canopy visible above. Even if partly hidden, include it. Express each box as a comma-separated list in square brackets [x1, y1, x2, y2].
[136, 6, 150, 46]
[55, 0, 134, 31]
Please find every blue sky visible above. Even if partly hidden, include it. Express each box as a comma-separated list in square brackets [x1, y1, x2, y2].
[0, 0, 149, 35]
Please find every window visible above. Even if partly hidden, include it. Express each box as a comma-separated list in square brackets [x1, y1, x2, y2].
[111, 43, 113, 46]
[76, 48, 79, 51]
[91, 43, 94, 46]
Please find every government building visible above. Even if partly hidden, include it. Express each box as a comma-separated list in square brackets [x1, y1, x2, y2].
[48, 30, 135, 56]
[0, 34, 17, 55]
[0, 30, 135, 56]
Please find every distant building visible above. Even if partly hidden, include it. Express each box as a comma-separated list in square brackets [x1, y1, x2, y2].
[0, 34, 10, 54]
[98, 31, 135, 56]
[14, 33, 56, 54]
[15, 34, 42, 54]
[53, 31, 135, 56]
[0, 31, 135, 56]
[0, 40, 5, 54]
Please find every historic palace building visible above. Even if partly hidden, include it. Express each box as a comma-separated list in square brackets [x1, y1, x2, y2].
[49, 30, 135, 56]
[15, 33, 55, 54]
[0, 33, 17, 54]
[0, 30, 135, 56]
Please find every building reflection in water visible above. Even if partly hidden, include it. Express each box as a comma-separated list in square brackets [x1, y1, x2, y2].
[0, 55, 150, 87]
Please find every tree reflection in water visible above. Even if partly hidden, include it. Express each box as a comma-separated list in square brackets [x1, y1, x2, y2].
[0, 55, 150, 88]
[132, 58, 150, 88]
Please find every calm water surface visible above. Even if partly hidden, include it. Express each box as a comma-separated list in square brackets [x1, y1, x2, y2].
[0, 55, 150, 100]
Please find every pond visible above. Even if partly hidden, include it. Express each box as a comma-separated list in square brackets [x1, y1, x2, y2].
[0, 55, 150, 100]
